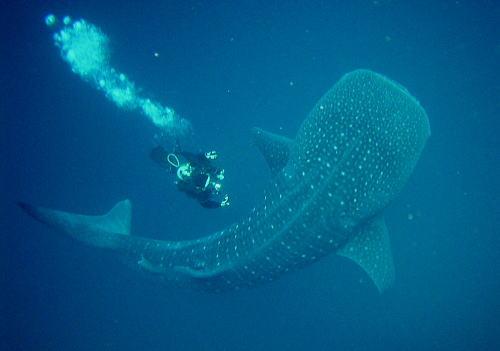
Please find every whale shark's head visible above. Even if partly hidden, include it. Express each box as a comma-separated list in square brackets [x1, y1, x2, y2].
[278, 70, 430, 233]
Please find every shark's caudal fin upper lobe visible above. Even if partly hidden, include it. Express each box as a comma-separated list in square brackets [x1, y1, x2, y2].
[18, 200, 132, 249]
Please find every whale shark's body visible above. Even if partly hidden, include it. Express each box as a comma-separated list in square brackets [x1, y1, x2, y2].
[20, 70, 430, 292]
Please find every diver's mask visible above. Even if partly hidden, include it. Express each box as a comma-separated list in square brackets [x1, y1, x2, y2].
[176, 163, 193, 181]
[166, 153, 192, 181]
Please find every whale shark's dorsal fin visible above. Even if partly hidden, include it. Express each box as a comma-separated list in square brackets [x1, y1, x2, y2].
[338, 216, 395, 292]
[251, 127, 293, 175]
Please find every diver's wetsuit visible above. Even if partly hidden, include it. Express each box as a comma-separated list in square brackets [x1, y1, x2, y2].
[150, 146, 226, 209]
[176, 178, 222, 209]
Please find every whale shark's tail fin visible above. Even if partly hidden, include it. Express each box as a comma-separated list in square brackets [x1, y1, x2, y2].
[18, 200, 132, 249]
[338, 215, 395, 292]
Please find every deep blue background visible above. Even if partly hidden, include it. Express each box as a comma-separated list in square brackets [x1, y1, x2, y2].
[2, 1, 499, 350]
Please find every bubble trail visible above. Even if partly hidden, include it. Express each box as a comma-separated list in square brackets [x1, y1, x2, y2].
[45, 14, 192, 138]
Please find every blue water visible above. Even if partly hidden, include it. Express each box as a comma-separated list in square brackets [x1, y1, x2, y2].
[2, 1, 499, 350]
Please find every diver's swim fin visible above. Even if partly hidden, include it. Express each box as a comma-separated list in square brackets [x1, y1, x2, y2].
[150, 146, 171, 170]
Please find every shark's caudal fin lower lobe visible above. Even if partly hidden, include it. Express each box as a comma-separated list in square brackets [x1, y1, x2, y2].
[18, 200, 132, 249]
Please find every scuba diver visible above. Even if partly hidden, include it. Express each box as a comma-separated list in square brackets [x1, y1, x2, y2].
[150, 145, 230, 209]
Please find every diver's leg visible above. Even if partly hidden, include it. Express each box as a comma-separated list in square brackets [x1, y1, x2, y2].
[199, 199, 222, 209]
[199, 194, 230, 209]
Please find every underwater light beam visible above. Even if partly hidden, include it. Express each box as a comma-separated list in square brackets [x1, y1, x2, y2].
[45, 14, 192, 138]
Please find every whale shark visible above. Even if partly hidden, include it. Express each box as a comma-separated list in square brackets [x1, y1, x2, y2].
[19, 70, 430, 293]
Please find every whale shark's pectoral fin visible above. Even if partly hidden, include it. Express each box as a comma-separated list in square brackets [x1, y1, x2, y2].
[18, 199, 132, 248]
[338, 216, 395, 292]
[251, 127, 293, 176]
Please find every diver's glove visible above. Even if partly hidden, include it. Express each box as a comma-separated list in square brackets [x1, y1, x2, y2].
[216, 169, 225, 180]
[205, 151, 218, 160]
[220, 194, 230, 208]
